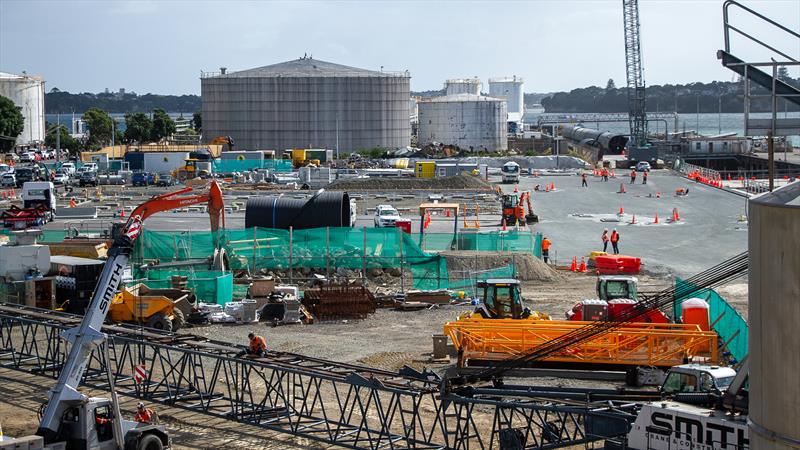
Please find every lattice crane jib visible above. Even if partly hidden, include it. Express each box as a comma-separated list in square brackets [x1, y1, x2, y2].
[623, 0, 647, 147]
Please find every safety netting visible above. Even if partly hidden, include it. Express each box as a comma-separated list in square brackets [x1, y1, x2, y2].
[673, 278, 749, 362]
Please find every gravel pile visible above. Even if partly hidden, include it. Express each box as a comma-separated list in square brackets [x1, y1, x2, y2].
[440, 251, 564, 283]
[328, 174, 493, 191]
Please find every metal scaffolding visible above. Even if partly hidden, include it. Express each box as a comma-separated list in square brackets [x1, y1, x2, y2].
[0, 303, 634, 449]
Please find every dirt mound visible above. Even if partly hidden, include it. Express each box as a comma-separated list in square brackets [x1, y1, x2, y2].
[441, 251, 564, 283]
[329, 173, 493, 191]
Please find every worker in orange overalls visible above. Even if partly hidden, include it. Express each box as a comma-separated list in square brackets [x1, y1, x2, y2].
[630, 170, 637, 184]
[238, 332, 267, 357]
[541, 236, 552, 264]
[610, 229, 620, 254]
[601, 229, 609, 252]
[134, 402, 154, 424]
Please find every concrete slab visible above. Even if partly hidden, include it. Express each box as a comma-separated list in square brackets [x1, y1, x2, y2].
[508, 170, 748, 278]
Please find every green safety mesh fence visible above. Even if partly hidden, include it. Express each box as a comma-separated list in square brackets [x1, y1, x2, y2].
[212, 159, 293, 173]
[673, 278, 748, 362]
[446, 264, 517, 298]
[129, 270, 233, 305]
[131, 228, 543, 299]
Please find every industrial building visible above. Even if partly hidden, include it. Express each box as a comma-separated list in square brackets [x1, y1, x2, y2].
[201, 57, 411, 152]
[0, 71, 45, 146]
[444, 78, 481, 96]
[488, 76, 525, 133]
[417, 93, 507, 151]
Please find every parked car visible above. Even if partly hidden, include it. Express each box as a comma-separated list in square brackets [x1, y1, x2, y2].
[0, 173, 15, 187]
[60, 162, 76, 176]
[374, 204, 401, 228]
[635, 161, 651, 172]
[3, 153, 19, 163]
[155, 174, 176, 187]
[83, 162, 98, 172]
[132, 172, 155, 187]
[14, 167, 36, 186]
[19, 152, 36, 163]
[0, 164, 10, 174]
[53, 170, 71, 186]
[79, 170, 98, 187]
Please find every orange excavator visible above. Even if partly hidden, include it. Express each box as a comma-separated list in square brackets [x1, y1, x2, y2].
[501, 191, 538, 226]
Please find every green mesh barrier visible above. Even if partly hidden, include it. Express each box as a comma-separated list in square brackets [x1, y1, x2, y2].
[447, 264, 517, 298]
[131, 270, 233, 305]
[674, 278, 749, 362]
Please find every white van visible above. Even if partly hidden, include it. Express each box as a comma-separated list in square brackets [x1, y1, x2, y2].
[22, 181, 56, 222]
[60, 162, 76, 176]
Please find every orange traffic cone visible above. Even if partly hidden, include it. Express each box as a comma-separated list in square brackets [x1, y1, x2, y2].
[630, 214, 636, 224]
[550, 182, 555, 191]
[570, 257, 577, 272]
[579, 257, 587, 272]
[446, 209, 450, 217]
[672, 208, 680, 222]
[514, 184, 519, 193]
[653, 213, 659, 224]
[545, 184, 550, 192]
[618, 206, 624, 215]
[119, 208, 125, 218]
[501, 218, 507, 231]
[619, 183, 626, 194]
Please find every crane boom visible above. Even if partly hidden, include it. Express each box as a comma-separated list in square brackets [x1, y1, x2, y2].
[623, 0, 647, 147]
[37, 181, 224, 442]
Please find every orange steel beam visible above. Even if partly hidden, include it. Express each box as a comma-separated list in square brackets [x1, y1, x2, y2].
[444, 319, 718, 368]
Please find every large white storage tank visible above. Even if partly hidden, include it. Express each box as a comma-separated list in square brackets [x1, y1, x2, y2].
[417, 94, 507, 152]
[488, 76, 524, 116]
[445, 78, 481, 96]
[0, 72, 45, 146]
[748, 181, 800, 450]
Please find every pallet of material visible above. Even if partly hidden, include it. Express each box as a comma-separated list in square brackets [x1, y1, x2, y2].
[405, 289, 451, 305]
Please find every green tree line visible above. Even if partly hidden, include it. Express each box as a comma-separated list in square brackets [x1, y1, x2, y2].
[45, 89, 200, 114]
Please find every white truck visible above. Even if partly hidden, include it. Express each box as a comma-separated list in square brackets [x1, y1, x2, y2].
[22, 181, 57, 222]
[501, 161, 520, 184]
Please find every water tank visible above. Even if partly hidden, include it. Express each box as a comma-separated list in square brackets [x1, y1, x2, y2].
[488, 76, 524, 116]
[748, 181, 800, 450]
[201, 57, 410, 151]
[0, 72, 45, 146]
[417, 94, 507, 152]
[444, 78, 481, 96]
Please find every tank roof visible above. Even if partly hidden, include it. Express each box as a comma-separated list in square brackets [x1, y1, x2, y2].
[0, 71, 43, 81]
[422, 93, 504, 103]
[212, 57, 407, 78]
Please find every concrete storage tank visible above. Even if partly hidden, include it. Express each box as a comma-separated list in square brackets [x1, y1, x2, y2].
[488, 76, 524, 116]
[445, 78, 481, 96]
[201, 57, 411, 152]
[748, 181, 800, 450]
[0, 72, 45, 146]
[417, 94, 507, 152]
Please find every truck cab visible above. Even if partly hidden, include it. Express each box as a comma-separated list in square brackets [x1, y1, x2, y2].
[22, 181, 56, 222]
[51, 397, 170, 450]
[660, 364, 737, 396]
[597, 275, 638, 301]
[501, 162, 520, 184]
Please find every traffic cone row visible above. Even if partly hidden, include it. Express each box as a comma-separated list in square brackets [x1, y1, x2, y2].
[1, 189, 15, 200]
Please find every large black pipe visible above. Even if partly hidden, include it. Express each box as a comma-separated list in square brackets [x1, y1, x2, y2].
[561, 125, 628, 155]
[245, 191, 351, 229]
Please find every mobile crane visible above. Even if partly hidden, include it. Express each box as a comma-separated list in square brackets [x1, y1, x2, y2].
[21, 181, 225, 450]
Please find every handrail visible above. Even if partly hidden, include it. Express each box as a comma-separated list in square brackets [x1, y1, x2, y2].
[723, 0, 799, 63]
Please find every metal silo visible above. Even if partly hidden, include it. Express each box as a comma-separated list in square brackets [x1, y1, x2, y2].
[0, 72, 45, 146]
[488, 76, 524, 116]
[748, 181, 800, 450]
[417, 94, 507, 151]
[445, 78, 481, 96]
[201, 57, 411, 152]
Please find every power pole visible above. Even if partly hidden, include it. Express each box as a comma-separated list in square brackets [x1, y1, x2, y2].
[622, 0, 647, 148]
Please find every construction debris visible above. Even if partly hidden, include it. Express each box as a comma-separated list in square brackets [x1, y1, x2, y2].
[302, 282, 376, 321]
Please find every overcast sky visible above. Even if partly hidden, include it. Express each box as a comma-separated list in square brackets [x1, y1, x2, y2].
[1, 0, 798, 95]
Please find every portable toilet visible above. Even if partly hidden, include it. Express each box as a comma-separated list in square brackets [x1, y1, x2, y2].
[681, 298, 711, 331]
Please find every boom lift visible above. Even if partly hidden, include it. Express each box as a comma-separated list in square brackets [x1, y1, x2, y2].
[32, 181, 224, 450]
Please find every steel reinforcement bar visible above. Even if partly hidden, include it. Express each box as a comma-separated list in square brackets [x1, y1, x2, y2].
[0, 303, 633, 449]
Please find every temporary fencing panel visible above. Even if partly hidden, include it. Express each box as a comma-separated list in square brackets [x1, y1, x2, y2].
[673, 278, 748, 362]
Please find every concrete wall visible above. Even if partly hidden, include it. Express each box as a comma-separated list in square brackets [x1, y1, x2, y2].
[417, 96, 507, 151]
[748, 182, 800, 450]
[0, 73, 45, 146]
[202, 75, 411, 151]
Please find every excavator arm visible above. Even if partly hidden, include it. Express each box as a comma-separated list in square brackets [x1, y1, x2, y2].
[37, 181, 224, 443]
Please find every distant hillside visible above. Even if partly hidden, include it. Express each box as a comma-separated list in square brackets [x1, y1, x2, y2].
[538, 78, 799, 113]
[45, 89, 200, 114]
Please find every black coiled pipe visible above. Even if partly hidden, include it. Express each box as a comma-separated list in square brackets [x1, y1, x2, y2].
[245, 191, 351, 229]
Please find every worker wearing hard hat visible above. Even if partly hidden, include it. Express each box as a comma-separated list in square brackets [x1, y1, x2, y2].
[134, 402, 154, 424]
